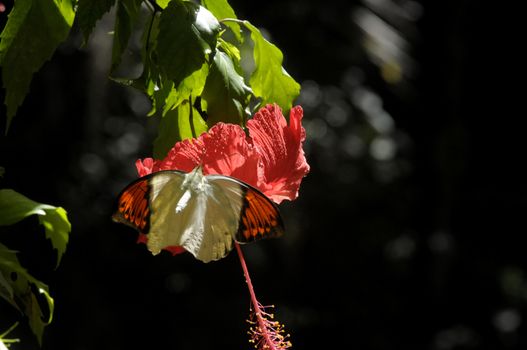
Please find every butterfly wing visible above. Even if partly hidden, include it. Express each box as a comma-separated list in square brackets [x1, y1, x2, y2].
[145, 170, 240, 262]
[114, 168, 284, 263]
[113, 177, 151, 233]
[207, 175, 285, 243]
[113, 170, 185, 238]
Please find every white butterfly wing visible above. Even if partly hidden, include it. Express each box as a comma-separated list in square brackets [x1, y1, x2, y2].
[147, 169, 244, 262]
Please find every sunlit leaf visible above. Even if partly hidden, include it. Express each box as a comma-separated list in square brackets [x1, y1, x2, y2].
[0, 189, 71, 267]
[155, 0, 170, 9]
[0, 243, 54, 345]
[112, 0, 143, 70]
[244, 22, 300, 114]
[0, 322, 19, 347]
[153, 101, 208, 158]
[0, 0, 75, 131]
[148, 78, 172, 116]
[202, 0, 241, 43]
[218, 38, 241, 68]
[38, 207, 70, 268]
[156, 0, 220, 86]
[163, 62, 209, 115]
[76, 0, 116, 43]
[202, 51, 251, 125]
[0, 189, 51, 226]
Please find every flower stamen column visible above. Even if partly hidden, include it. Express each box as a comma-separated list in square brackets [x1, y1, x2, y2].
[235, 242, 291, 350]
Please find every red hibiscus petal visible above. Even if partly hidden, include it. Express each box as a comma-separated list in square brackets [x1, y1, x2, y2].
[136, 158, 155, 176]
[137, 233, 148, 244]
[200, 123, 261, 188]
[136, 138, 205, 177]
[137, 233, 186, 256]
[247, 104, 310, 203]
[164, 245, 187, 255]
[160, 138, 205, 173]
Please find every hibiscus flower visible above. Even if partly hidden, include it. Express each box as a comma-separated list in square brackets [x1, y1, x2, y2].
[136, 104, 309, 204]
[121, 104, 307, 350]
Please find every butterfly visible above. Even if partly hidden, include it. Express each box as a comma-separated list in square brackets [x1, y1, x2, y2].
[112, 166, 284, 263]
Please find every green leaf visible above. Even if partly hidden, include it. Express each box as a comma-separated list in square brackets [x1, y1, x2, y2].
[218, 38, 241, 67]
[138, 11, 208, 116]
[76, 0, 116, 43]
[130, 10, 162, 114]
[129, 2, 213, 116]
[163, 62, 209, 115]
[38, 207, 70, 268]
[156, 0, 220, 86]
[244, 22, 300, 114]
[0, 189, 52, 226]
[123, 72, 176, 117]
[202, 51, 251, 125]
[0, 322, 19, 345]
[153, 101, 208, 158]
[0, 270, 15, 309]
[140, 7, 161, 65]
[0, 0, 75, 131]
[112, 0, 143, 70]
[155, 0, 171, 8]
[0, 243, 54, 345]
[149, 78, 173, 116]
[202, 0, 241, 43]
[0, 189, 71, 267]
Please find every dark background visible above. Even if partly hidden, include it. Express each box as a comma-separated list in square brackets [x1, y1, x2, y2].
[1, 0, 524, 349]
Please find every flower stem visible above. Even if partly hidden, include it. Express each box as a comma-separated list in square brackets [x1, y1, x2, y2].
[235, 243, 258, 306]
[219, 18, 246, 24]
[235, 242, 291, 350]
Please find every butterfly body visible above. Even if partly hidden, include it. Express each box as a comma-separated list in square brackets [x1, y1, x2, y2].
[113, 167, 284, 263]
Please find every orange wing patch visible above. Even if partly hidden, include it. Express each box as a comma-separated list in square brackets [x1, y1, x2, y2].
[236, 188, 284, 243]
[113, 179, 150, 233]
